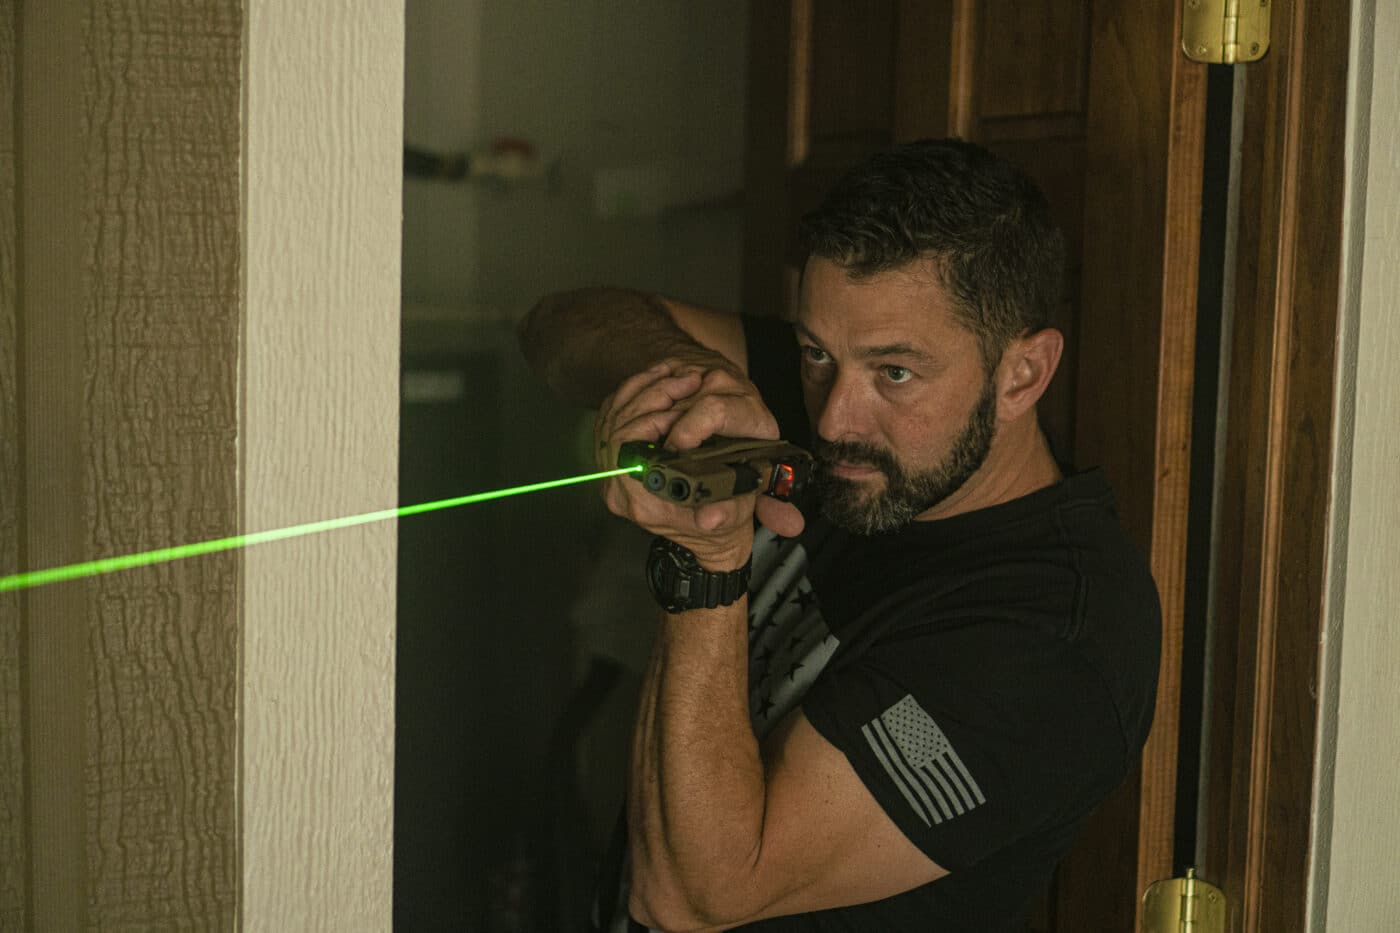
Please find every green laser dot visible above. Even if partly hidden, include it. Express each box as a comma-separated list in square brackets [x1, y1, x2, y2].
[0, 464, 643, 593]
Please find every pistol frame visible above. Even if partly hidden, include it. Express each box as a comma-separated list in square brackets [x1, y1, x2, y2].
[617, 437, 812, 507]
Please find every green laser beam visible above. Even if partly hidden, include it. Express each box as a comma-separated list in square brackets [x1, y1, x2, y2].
[0, 465, 643, 594]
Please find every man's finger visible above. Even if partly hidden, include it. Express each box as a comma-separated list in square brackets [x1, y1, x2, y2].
[755, 496, 806, 539]
[614, 374, 703, 428]
[665, 394, 780, 452]
[596, 368, 693, 464]
[607, 362, 688, 414]
[694, 499, 750, 533]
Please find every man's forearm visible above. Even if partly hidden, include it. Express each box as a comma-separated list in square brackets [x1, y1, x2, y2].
[518, 287, 717, 407]
[628, 600, 767, 931]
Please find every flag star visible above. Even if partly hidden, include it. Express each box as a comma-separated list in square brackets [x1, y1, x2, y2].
[756, 695, 776, 719]
[788, 633, 805, 651]
[752, 613, 779, 636]
[784, 660, 805, 681]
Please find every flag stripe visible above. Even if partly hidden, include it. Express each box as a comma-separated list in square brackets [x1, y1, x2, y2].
[863, 723, 934, 826]
[862, 694, 988, 829]
[863, 721, 939, 826]
[930, 758, 975, 812]
[946, 750, 987, 805]
[919, 760, 966, 816]
[876, 720, 949, 823]
[876, 719, 954, 821]
[935, 750, 980, 806]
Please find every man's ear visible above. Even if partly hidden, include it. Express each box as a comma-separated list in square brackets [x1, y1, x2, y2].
[995, 328, 1064, 422]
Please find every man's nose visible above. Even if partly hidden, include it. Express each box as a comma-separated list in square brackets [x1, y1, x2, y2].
[814, 373, 869, 442]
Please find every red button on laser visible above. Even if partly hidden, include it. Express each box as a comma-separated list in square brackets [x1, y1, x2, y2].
[771, 464, 795, 498]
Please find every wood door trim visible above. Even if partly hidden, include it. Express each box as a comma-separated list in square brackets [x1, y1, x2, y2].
[1203, 0, 1350, 929]
[947, 0, 978, 138]
[1139, 28, 1209, 920]
[787, 0, 812, 166]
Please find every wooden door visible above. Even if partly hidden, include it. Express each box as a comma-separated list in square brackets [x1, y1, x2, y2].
[743, 3, 1206, 929]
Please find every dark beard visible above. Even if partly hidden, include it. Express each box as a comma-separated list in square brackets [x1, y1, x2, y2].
[812, 379, 997, 535]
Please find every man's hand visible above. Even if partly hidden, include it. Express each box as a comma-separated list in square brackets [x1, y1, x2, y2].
[595, 355, 804, 566]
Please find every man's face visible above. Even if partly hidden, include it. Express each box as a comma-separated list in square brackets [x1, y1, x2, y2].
[796, 257, 998, 535]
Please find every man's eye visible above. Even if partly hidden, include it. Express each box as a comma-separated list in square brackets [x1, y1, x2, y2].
[802, 345, 831, 364]
[882, 365, 913, 384]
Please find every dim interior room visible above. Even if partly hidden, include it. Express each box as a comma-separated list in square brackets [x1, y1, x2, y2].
[396, 1, 751, 928]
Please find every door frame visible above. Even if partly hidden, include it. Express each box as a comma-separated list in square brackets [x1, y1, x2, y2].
[1198, 0, 1350, 930]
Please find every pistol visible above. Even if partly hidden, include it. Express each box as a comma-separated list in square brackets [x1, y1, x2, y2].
[616, 437, 812, 506]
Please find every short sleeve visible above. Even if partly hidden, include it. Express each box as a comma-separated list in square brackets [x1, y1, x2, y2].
[801, 620, 1129, 872]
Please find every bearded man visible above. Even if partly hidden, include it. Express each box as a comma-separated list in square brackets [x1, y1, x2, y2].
[518, 139, 1161, 933]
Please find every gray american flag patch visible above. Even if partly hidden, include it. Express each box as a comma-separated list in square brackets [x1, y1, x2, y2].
[861, 694, 986, 827]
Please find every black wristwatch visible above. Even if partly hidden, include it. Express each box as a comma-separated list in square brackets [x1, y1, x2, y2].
[645, 536, 751, 614]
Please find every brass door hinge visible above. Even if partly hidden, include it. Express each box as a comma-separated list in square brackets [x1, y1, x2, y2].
[1141, 867, 1227, 933]
[1183, 0, 1272, 63]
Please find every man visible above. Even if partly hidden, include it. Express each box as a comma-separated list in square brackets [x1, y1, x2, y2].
[518, 139, 1161, 932]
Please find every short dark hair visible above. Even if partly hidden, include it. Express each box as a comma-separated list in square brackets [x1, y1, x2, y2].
[798, 138, 1065, 369]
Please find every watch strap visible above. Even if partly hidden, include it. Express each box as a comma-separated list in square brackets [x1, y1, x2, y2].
[647, 536, 751, 613]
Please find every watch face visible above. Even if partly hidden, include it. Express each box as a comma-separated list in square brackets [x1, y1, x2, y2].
[647, 545, 687, 611]
[647, 552, 670, 596]
[647, 537, 748, 614]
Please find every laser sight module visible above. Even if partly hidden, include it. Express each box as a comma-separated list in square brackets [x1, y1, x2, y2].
[617, 437, 812, 506]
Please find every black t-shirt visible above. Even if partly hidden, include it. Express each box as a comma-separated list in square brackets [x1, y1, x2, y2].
[727, 317, 1162, 932]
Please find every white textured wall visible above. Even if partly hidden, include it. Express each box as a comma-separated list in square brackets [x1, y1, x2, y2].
[241, 2, 402, 929]
[1312, 0, 1400, 928]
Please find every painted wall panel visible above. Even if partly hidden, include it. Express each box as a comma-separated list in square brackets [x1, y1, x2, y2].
[241, 2, 402, 929]
[9, 1, 401, 927]
[1317, 1, 1400, 929]
[14, 0, 243, 927]
[83, 5, 242, 924]
[0, 3, 26, 925]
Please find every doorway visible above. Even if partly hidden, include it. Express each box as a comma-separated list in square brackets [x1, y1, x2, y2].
[395, 3, 752, 929]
